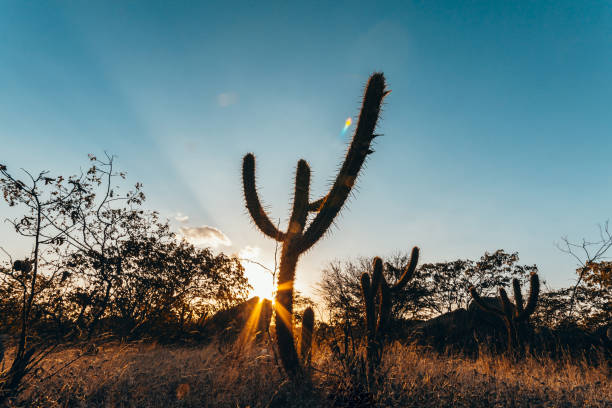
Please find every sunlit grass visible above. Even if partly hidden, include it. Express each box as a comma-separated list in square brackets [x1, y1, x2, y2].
[15, 340, 611, 407]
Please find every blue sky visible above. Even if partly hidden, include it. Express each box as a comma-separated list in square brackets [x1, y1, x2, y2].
[0, 1, 611, 298]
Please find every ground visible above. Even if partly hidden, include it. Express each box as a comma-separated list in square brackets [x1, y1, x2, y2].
[10, 341, 611, 407]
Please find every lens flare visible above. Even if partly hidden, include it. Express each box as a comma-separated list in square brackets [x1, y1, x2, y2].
[340, 117, 352, 137]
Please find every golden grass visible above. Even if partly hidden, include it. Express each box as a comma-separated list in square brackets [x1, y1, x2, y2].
[11, 341, 611, 407]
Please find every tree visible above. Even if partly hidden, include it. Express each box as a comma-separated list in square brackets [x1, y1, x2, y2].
[1, 154, 155, 336]
[106, 237, 250, 337]
[575, 261, 611, 327]
[0, 162, 67, 402]
[558, 221, 612, 325]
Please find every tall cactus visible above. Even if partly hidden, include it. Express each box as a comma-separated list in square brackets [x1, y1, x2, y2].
[469, 272, 540, 357]
[242, 73, 388, 380]
[361, 247, 419, 380]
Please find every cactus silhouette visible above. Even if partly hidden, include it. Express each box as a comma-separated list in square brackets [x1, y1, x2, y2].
[242, 73, 388, 380]
[300, 307, 314, 366]
[469, 272, 540, 357]
[361, 247, 419, 381]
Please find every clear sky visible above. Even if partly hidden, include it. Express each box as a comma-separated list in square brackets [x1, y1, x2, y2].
[1, 1, 611, 299]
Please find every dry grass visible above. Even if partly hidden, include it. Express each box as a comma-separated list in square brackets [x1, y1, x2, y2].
[8, 340, 611, 407]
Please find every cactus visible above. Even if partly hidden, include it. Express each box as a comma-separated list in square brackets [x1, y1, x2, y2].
[300, 307, 314, 366]
[469, 272, 540, 357]
[360, 248, 419, 380]
[242, 73, 388, 380]
[0, 335, 4, 365]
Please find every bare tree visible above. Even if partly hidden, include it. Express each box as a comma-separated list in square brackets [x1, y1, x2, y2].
[0, 164, 66, 402]
[557, 221, 612, 320]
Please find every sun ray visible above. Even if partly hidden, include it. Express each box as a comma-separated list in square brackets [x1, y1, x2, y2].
[237, 297, 264, 347]
[273, 300, 293, 331]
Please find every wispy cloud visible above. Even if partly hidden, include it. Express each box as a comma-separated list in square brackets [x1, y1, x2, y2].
[179, 225, 232, 248]
[174, 212, 189, 223]
[238, 245, 260, 260]
[217, 92, 238, 107]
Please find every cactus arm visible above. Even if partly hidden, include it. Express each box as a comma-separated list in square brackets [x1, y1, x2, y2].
[512, 278, 524, 315]
[469, 287, 504, 317]
[288, 160, 311, 235]
[298, 73, 387, 252]
[499, 288, 515, 321]
[517, 272, 539, 321]
[308, 196, 326, 212]
[389, 247, 420, 292]
[371, 257, 384, 297]
[361, 271, 371, 297]
[242, 154, 286, 241]
[361, 272, 377, 342]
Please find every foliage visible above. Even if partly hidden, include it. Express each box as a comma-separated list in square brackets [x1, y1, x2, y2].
[579, 261, 612, 327]
[73, 237, 250, 338]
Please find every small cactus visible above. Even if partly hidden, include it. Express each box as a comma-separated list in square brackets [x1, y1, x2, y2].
[470, 272, 540, 357]
[361, 248, 419, 381]
[242, 73, 388, 380]
[300, 307, 314, 366]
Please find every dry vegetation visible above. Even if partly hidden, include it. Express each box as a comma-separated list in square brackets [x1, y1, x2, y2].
[8, 340, 610, 408]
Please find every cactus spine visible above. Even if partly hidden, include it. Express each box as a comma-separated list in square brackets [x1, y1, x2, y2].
[361, 247, 419, 380]
[469, 272, 540, 357]
[242, 73, 388, 380]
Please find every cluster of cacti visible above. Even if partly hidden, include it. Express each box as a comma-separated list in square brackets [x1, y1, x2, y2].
[360, 248, 419, 381]
[469, 272, 540, 357]
[242, 73, 388, 380]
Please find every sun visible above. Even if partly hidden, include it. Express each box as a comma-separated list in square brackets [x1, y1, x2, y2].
[240, 258, 275, 301]
[250, 276, 275, 301]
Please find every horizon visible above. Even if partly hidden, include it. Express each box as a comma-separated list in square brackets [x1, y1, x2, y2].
[1, 1, 611, 300]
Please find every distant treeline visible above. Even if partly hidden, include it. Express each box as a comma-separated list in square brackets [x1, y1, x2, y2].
[317, 249, 610, 331]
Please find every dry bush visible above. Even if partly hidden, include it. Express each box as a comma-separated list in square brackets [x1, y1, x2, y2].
[11, 340, 611, 407]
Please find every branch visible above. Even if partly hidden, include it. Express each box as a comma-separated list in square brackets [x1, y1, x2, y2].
[241, 154, 285, 241]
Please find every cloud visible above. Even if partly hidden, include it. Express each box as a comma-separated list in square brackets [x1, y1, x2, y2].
[238, 245, 260, 260]
[217, 92, 238, 107]
[179, 225, 232, 248]
[174, 212, 189, 223]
